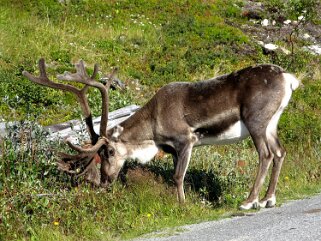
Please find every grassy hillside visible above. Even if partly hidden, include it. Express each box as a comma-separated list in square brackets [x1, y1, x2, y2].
[0, 0, 255, 124]
[0, 0, 320, 240]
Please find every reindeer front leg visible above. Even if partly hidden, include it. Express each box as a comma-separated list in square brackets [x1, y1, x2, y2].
[173, 141, 195, 204]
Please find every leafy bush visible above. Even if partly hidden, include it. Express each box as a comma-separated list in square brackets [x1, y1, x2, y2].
[0, 121, 65, 185]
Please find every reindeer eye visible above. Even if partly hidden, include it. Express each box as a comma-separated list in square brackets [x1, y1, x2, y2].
[107, 147, 115, 157]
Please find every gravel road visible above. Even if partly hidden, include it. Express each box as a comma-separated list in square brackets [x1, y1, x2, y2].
[135, 193, 321, 241]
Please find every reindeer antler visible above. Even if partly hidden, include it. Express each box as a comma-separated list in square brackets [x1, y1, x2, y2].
[22, 59, 115, 184]
[23, 59, 101, 142]
[56, 60, 114, 137]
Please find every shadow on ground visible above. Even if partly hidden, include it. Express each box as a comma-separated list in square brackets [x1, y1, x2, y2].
[121, 161, 224, 204]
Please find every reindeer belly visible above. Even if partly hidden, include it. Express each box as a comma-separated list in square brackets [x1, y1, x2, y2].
[196, 121, 250, 146]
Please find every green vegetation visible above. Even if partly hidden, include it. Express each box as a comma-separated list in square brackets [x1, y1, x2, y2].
[0, 0, 320, 240]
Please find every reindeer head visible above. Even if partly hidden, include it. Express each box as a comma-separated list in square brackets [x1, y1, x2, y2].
[99, 124, 132, 186]
[23, 59, 119, 186]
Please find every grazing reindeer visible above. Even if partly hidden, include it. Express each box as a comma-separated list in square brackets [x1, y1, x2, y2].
[23, 59, 299, 210]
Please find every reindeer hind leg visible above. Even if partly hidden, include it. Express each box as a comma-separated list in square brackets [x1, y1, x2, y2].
[240, 133, 274, 210]
[259, 120, 286, 208]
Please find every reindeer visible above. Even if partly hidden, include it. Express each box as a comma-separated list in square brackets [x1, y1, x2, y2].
[23, 59, 299, 210]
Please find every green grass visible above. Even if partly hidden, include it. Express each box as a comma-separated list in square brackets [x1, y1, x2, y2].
[1, 122, 319, 240]
[0, 0, 320, 240]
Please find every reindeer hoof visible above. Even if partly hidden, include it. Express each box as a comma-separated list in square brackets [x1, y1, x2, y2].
[252, 202, 259, 209]
[239, 199, 259, 210]
[259, 195, 276, 208]
[100, 181, 109, 188]
[266, 200, 275, 208]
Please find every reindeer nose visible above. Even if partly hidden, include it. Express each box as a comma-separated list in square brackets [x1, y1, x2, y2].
[100, 179, 110, 188]
[100, 174, 116, 188]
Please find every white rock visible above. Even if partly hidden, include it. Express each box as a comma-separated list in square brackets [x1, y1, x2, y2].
[249, 19, 260, 24]
[264, 43, 278, 51]
[304, 45, 321, 55]
[256, 41, 264, 46]
[283, 20, 291, 25]
[280, 47, 291, 55]
[259, 42, 291, 55]
[261, 19, 269, 26]
[58, 0, 70, 3]
[302, 33, 311, 39]
[298, 15, 305, 21]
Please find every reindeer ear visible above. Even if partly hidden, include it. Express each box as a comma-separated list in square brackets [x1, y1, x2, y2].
[111, 125, 124, 142]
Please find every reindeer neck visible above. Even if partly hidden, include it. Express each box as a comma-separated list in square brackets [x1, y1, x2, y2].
[117, 102, 155, 143]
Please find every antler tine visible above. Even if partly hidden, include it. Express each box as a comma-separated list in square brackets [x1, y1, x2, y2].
[91, 63, 99, 79]
[22, 58, 48, 84]
[59, 60, 90, 82]
[38, 58, 48, 79]
[74, 159, 97, 178]
[58, 148, 99, 180]
[65, 137, 108, 154]
[57, 153, 95, 175]
[104, 67, 119, 89]
[23, 58, 87, 101]
[76, 60, 89, 78]
[57, 60, 95, 85]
